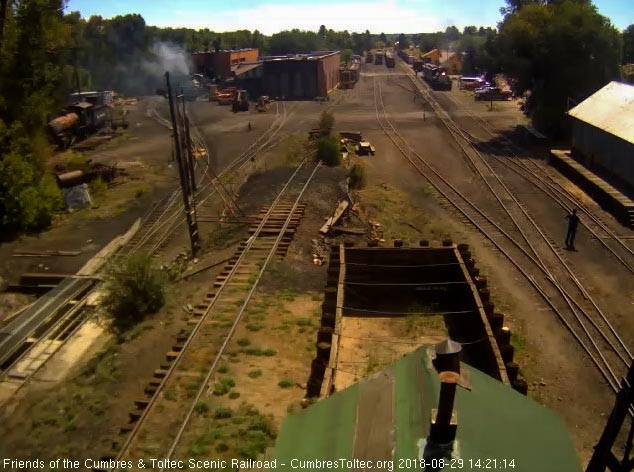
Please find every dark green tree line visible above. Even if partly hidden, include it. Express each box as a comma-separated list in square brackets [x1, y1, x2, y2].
[496, 0, 622, 134]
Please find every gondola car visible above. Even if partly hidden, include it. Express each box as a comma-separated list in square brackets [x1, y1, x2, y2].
[385, 51, 395, 68]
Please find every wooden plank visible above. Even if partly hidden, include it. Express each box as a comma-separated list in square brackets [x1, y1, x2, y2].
[320, 200, 349, 235]
[331, 226, 366, 235]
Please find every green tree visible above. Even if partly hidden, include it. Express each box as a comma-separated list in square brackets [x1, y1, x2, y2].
[379, 32, 387, 44]
[102, 253, 167, 334]
[317, 135, 340, 167]
[0, 0, 67, 235]
[318, 110, 335, 134]
[497, 0, 622, 134]
[340, 48, 353, 64]
[623, 24, 634, 63]
[318, 24, 326, 38]
[397, 33, 409, 50]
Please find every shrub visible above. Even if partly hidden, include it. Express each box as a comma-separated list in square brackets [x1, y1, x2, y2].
[318, 110, 335, 134]
[102, 253, 166, 334]
[248, 369, 263, 379]
[214, 407, 233, 419]
[349, 163, 367, 189]
[317, 135, 341, 166]
[278, 379, 294, 389]
[228, 391, 241, 399]
[194, 401, 209, 414]
[90, 176, 107, 196]
[218, 365, 230, 374]
[212, 377, 235, 396]
[237, 338, 251, 347]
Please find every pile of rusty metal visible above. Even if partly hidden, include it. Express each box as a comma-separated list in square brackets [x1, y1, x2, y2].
[55, 162, 122, 189]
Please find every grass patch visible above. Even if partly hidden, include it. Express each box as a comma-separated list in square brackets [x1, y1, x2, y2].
[511, 331, 526, 351]
[228, 391, 241, 399]
[278, 379, 294, 389]
[212, 377, 236, 396]
[214, 407, 233, 419]
[243, 348, 277, 357]
[218, 365, 230, 374]
[247, 369, 263, 379]
[237, 338, 251, 347]
[246, 323, 263, 332]
[194, 401, 209, 414]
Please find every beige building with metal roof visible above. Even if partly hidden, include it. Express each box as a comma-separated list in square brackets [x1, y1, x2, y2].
[568, 81, 634, 192]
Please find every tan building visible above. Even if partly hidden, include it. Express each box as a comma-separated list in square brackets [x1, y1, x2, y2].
[421, 48, 462, 74]
[192, 49, 259, 79]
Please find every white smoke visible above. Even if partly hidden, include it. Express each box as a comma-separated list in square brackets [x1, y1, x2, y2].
[142, 42, 192, 77]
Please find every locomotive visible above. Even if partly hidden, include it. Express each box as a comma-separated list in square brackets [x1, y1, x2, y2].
[47, 102, 107, 149]
[421, 63, 452, 91]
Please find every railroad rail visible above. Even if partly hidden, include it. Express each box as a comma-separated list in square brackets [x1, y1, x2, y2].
[0, 278, 97, 402]
[106, 158, 320, 470]
[0, 103, 291, 405]
[374, 76, 631, 395]
[120, 101, 290, 255]
[437, 93, 634, 274]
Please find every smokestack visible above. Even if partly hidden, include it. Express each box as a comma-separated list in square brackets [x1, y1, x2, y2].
[433, 338, 462, 374]
[429, 371, 459, 445]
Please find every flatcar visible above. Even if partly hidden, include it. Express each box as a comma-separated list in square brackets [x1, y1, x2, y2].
[421, 63, 452, 91]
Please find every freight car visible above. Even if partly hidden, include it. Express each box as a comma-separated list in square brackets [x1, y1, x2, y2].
[48, 102, 107, 149]
[365, 53, 373, 63]
[421, 64, 452, 91]
[385, 51, 395, 68]
[413, 59, 424, 73]
[374, 50, 384, 65]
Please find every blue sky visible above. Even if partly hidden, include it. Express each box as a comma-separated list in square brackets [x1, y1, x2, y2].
[65, 0, 633, 34]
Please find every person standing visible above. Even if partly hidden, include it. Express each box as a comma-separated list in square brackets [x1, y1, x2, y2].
[565, 209, 580, 250]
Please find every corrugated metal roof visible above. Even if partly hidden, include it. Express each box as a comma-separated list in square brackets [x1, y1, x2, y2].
[568, 81, 634, 145]
[270, 347, 582, 471]
[231, 62, 262, 76]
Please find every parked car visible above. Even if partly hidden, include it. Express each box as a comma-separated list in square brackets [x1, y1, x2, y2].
[474, 83, 493, 93]
[475, 87, 513, 101]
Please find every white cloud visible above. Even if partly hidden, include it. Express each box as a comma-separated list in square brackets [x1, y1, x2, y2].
[149, 0, 444, 34]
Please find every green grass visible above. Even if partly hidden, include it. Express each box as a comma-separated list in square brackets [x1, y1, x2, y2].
[237, 338, 251, 347]
[218, 365, 230, 374]
[511, 331, 526, 351]
[246, 323, 263, 332]
[212, 377, 236, 396]
[228, 391, 241, 399]
[278, 379, 294, 389]
[194, 401, 209, 414]
[243, 348, 277, 357]
[247, 369, 263, 379]
[214, 407, 233, 419]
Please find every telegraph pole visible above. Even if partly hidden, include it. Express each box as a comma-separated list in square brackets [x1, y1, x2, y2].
[165, 72, 199, 256]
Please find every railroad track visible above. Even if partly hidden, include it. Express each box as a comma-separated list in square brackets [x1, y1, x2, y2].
[374, 75, 632, 394]
[0, 103, 292, 406]
[120, 101, 291, 255]
[436, 93, 634, 273]
[105, 158, 320, 470]
[0, 278, 97, 402]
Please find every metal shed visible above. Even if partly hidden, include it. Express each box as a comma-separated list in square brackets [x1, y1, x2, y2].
[568, 81, 634, 193]
[260, 51, 340, 100]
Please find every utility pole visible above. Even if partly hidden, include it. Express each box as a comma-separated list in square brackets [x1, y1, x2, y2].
[165, 72, 200, 256]
[181, 94, 198, 193]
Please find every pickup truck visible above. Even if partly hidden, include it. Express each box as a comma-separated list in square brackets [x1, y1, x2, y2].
[474, 87, 513, 101]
